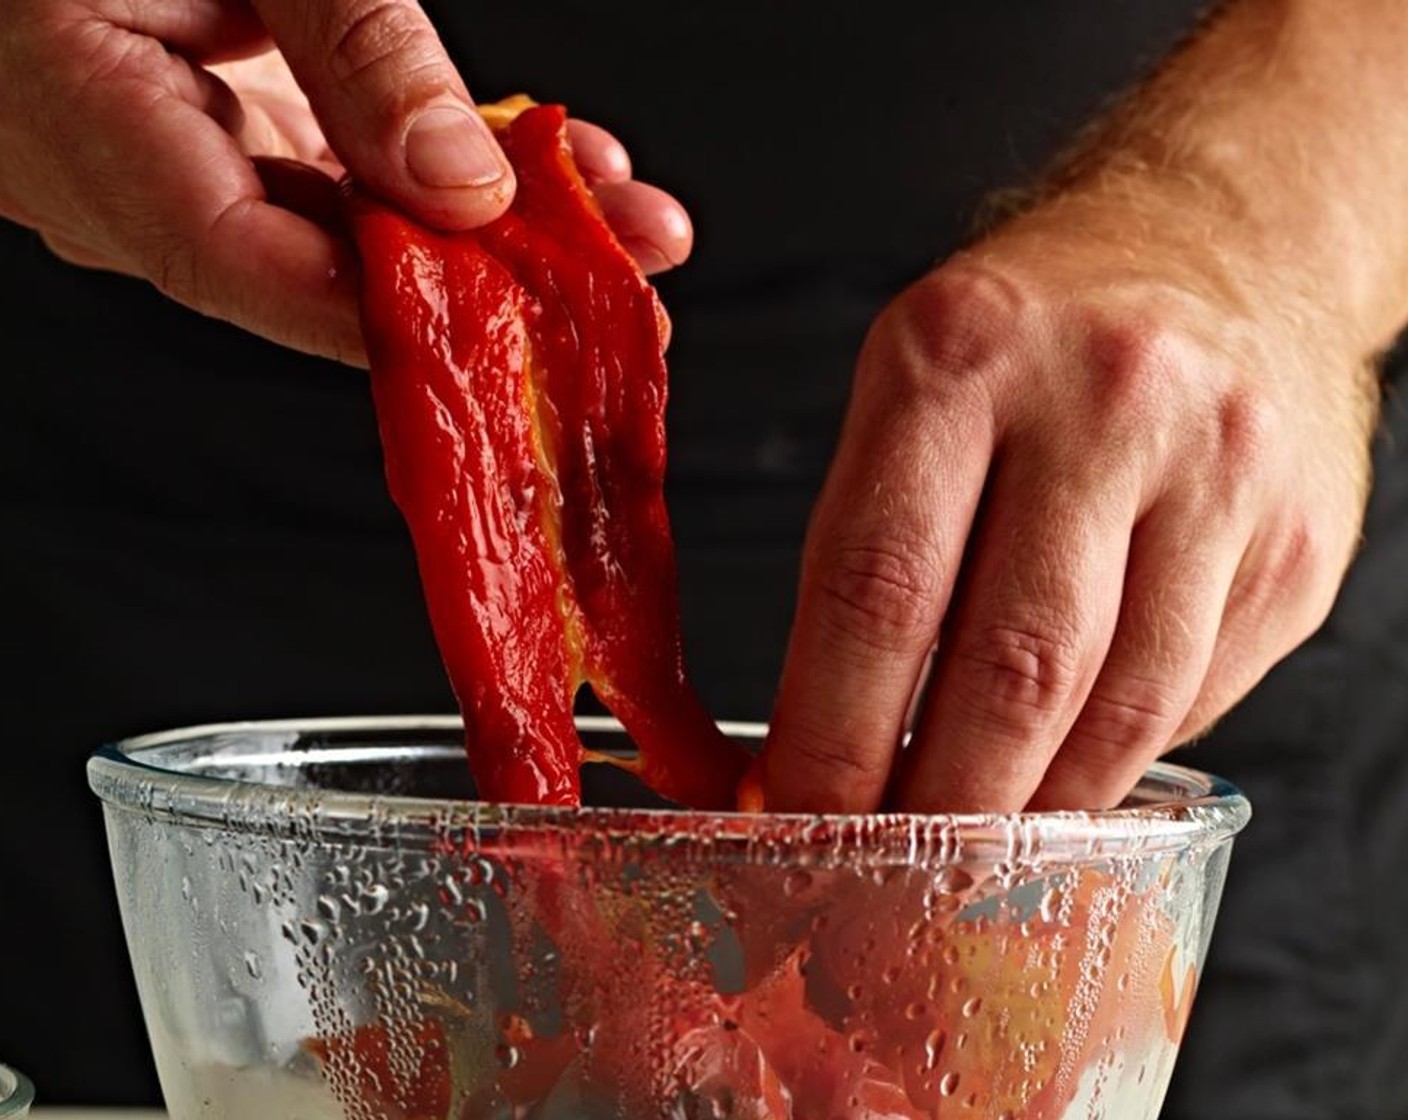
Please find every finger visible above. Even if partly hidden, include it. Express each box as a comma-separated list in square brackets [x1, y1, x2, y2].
[40, 231, 141, 278]
[1026, 498, 1246, 810]
[591, 179, 693, 274]
[567, 119, 631, 183]
[250, 0, 514, 231]
[897, 447, 1140, 813]
[253, 156, 346, 234]
[1174, 515, 1337, 743]
[761, 362, 996, 812]
[210, 52, 338, 166]
[62, 41, 363, 362]
[93, 0, 272, 62]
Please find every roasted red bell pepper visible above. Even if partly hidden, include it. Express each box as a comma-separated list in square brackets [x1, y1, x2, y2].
[351, 98, 748, 808]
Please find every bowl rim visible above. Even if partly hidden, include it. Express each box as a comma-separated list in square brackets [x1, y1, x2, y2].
[87, 715, 1251, 866]
[0, 1064, 34, 1118]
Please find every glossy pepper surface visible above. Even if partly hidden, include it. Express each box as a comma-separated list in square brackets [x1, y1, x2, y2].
[351, 99, 748, 808]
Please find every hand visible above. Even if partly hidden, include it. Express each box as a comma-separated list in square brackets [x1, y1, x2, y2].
[0, 0, 693, 363]
[763, 200, 1377, 813]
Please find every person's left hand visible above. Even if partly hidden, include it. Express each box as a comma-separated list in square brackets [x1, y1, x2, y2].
[761, 198, 1377, 813]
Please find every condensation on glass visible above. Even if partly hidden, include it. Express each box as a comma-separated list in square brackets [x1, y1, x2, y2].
[88, 717, 1249, 1120]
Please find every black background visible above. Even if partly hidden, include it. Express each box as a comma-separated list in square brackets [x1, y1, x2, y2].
[2, 4, 1406, 1117]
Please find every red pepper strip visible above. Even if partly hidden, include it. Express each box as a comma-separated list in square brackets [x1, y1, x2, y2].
[351, 100, 748, 808]
[354, 203, 583, 804]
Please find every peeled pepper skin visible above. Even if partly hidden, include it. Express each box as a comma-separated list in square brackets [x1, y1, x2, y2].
[351, 102, 749, 809]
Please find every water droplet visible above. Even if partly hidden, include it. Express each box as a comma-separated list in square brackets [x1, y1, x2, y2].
[243, 951, 263, 980]
[846, 983, 864, 1001]
[962, 996, 983, 1018]
[464, 855, 492, 886]
[362, 883, 389, 914]
[905, 1001, 927, 1021]
[316, 895, 341, 922]
[923, 1029, 946, 1071]
[941, 944, 961, 966]
[783, 870, 813, 897]
[495, 1044, 520, 1070]
[939, 1071, 960, 1096]
[883, 964, 903, 984]
[934, 867, 974, 894]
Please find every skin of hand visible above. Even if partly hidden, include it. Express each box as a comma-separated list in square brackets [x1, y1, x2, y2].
[764, 0, 1408, 815]
[0, 0, 693, 364]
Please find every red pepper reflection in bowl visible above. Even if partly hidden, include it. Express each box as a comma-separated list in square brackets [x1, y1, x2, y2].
[89, 717, 1248, 1120]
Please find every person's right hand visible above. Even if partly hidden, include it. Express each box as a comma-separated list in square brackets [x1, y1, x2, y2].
[0, 0, 694, 363]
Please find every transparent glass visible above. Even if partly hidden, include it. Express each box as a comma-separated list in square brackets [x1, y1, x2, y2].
[0, 1065, 34, 1118]
[89, 717, 1249, 1120]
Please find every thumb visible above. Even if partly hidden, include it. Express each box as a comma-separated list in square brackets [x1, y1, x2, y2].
[251, 0, 514, 230]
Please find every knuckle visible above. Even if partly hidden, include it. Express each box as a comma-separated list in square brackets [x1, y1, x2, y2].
[776, 727, 892, 799]
[1213, 388, 1276, 475]
[1272, 515, 1322, 586]
[327, 0, 442, 91]
[949, 621, 1084, 732]
[143, 197, 247, 311]
[881, 262, 1027, 385]
[1082, 312, 1177, 415]
[1075, 675, 1184, 753]
[146, 237, 197, 304]
[810, 539, 943, 656]
[1268, 515, 1343, 633]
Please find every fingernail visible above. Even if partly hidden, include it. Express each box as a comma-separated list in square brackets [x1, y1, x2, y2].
[405, 106, 505, 189]
[622, 237, 674, 275]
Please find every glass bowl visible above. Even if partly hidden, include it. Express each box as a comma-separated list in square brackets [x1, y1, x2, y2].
[88, 716, 1249, 1120]
[0, 1065, 34, 1119]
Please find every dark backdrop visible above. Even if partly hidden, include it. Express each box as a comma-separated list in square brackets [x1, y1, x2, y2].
[3, 5, 1406, 1117]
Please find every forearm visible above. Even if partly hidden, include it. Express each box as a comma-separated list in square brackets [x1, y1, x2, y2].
[1004, 0, 1408, 365]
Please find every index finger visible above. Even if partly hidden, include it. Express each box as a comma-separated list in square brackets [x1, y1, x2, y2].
[63, 50, 362, 360]
[761, 361, 994, 813]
